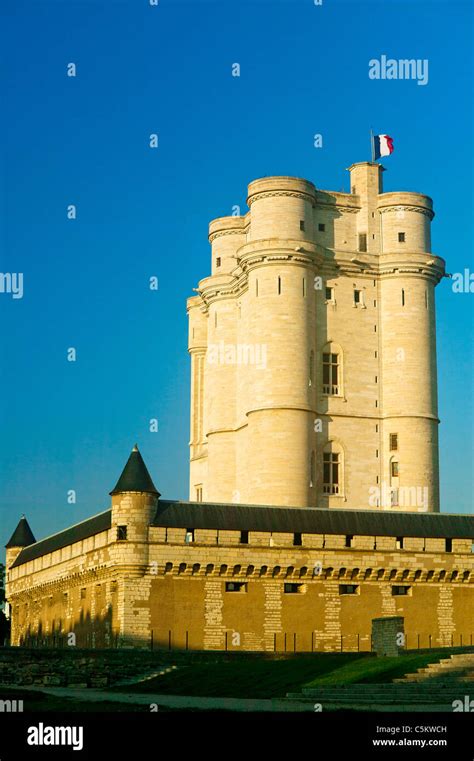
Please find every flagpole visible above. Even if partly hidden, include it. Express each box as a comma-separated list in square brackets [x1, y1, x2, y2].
[370, 128, 375, 162]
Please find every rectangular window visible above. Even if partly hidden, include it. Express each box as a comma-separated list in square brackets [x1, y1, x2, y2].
[284, 583, 303, 594]
[240, 530, 249, 544]
[445, 538, 452, 553]
[318, 223, 325, 232]
[196, 486, 203, 502]
[322, 353, 339, 395]
[354, 289, 362, 305]
[325, 286, 334, 301]
[345, 535, 353, 548]
[391, 461, 399, 478]
[117, 525, 128, 541]
[323, 452, 339, 494]
[339, 584, 358, 595]
[390, 434, 398, 451]
[358, 233, 367, 252]
[80, 588, 86, 599]
[225, 582, 247, 593]
[299, 220, 305, 231]
[216, 257, 221, 267]
[392, 585, 410, 596]
[185, 529, 195, 543]
[398, 232, 405, 243]
[293, 532, 302, 546]
[396, 537, 404, 550]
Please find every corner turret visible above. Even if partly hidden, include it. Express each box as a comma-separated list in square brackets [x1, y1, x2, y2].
[5, 515, 36, 569]
[109, 445, 159, 560]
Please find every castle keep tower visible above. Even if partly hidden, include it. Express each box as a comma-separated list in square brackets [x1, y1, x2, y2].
[188, 163, 445, 512]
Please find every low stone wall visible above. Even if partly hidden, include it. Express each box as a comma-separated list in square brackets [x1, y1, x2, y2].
[0, 649, 178, 688]
[0, 647, 329, 688]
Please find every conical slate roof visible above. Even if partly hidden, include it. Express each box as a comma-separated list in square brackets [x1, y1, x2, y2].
[109, 445, 160, 496]
[6, 515, 36, 548]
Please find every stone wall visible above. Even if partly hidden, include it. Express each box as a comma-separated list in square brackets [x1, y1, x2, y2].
[6, 525, 473, 651]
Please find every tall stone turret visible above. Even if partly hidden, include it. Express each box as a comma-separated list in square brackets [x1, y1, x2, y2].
[188, 163, 445, 512]
[376, 182, 440, 512]
[109, 445, 160, 647]
[5, 516, 36, 570]
[5, 516, 36, 640]
[109, 444, 160, 566]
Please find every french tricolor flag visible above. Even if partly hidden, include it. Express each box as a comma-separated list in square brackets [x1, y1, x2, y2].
[373, 134, 394, 160]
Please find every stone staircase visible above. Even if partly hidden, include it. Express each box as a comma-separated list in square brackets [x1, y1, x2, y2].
[394, 653, 474, 684]
[284, 654, 474, 711]
[284, 682, 471, 710]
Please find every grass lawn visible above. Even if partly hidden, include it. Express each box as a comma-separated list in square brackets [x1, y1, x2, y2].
[114, 649, 458, 698]
[305, 650, 450, 687]
[116, 654, 368, 698]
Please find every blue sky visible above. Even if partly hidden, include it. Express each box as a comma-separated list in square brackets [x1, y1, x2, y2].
[1, 0, 473, 548]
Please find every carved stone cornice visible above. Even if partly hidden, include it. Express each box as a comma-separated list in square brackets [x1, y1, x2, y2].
[314, 203, 360, 214]
[8, 565, 112, 599]
[209, 228, 246, 243]
[247, 189, 315, 206]
[379, 205, 434, 220]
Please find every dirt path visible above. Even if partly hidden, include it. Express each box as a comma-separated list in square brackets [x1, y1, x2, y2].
[20, 685, 311, 712]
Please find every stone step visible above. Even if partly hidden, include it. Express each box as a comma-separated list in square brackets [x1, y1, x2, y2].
[397, 654, 474, 683]
[286, 694, 464, 704]
[299, 688, 470, 697]
[290, 690, 467, 696]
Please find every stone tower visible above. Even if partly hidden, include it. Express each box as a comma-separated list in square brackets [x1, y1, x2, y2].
[109, 445, 160, 645]
[188, 163, 445, 512]
[5, 516, 36, 639]
[109, 444, 160, 563]
[5, 516, 36, 571]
